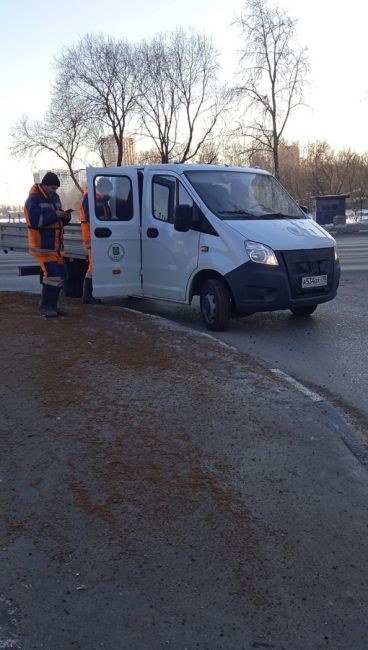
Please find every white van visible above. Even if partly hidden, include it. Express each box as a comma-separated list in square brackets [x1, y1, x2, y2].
[87, 164, 340, 331]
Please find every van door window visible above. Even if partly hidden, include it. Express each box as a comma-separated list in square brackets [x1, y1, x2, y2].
[152, 175, 193, 224]
[93, 175, 133, 221]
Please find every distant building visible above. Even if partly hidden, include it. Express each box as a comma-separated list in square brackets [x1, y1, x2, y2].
[314, 194, 350, 225]
[100, 136, 137, 166]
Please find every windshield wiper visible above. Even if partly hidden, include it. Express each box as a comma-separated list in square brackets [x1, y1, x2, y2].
[217, 209, 303, 220]
[259, 212, 302, 219]
[217, 210, 257, 217]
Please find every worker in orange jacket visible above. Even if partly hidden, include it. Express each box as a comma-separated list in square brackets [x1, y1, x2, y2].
[79, 177, 113, 304]
[24, 171, 72, 317]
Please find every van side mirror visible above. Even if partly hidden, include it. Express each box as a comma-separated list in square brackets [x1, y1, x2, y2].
[299, 205, 308, 214]
[174, 204, 193, 232]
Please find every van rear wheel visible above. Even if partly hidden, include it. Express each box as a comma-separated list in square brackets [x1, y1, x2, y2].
[200, 278, 231, 331]
[290, 304, 318, 316]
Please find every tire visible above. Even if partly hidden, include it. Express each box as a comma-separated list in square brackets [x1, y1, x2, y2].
[200, 278, 231, 331]
[290, 304, 318, 316]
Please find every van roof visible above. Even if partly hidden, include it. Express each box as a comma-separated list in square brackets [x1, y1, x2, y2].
[88, 163, 272, 176]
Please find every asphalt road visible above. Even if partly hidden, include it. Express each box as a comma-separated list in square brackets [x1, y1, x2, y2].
[112, 233, 367, 423]
[1, 232, 367, 423]
[123, 232, 368, 424]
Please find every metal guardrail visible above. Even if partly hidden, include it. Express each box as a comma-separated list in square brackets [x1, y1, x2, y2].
[0, 214, 24, 223]
[324, 222, 368, 235]
[0, 223, 29, 251]
[0, 222, 86, 259]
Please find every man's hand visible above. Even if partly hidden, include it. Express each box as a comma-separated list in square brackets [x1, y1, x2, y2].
[56, 210, 72, 225]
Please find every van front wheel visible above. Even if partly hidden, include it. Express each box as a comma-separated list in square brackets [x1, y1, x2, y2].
[200, 278, 231, 331]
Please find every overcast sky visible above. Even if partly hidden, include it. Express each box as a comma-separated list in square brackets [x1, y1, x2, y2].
[1, 0, 368, 204]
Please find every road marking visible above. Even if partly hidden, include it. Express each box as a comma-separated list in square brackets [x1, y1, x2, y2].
[270, 368, 324, 402]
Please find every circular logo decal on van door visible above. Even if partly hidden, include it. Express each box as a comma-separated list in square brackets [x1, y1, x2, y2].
[108, 243, 125, 261]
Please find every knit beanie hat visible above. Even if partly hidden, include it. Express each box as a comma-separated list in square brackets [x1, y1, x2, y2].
[41, 171, 60, 187]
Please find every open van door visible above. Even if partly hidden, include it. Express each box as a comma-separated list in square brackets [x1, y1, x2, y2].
[87, 167, 142, 298]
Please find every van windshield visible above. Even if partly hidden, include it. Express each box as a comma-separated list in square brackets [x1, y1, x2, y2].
[184, 170, 304, 220]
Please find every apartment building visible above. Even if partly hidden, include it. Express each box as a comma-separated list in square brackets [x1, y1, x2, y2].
[100, 136, 137, 166]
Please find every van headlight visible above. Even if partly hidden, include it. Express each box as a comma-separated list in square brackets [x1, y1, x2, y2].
[334, 246, 339, 261]
[245, 240, 279, 266]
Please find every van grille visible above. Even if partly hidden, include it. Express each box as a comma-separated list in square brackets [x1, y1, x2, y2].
[280, 248, 335, 298]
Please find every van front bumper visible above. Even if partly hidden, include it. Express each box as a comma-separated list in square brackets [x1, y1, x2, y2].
[225, 249, 340, 315]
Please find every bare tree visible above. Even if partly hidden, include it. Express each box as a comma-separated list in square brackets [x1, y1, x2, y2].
[195, 141, 220, 164]
[171, 29, 228, 162]
[137, 29, 228, 163]
[222, 133, 368, 212]
[302, 141, 368, 199]
[54, 34, 140, 166]
[137, 35, 179, 163]
[136, 148, 162, 165]
[10, 86, 90, 192]
[234, 0, 309, 178]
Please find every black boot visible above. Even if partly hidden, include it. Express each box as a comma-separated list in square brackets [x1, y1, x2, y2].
[82, 277, 101, 305]
[51, 287, 69, 316]
[39, 285, 58, 318]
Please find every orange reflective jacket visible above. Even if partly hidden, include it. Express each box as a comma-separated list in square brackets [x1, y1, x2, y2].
[79, 190, 111, 250]
[24, 184, 64, 256]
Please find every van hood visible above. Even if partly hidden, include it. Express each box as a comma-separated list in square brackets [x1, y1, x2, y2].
[224, 217, 335, 250]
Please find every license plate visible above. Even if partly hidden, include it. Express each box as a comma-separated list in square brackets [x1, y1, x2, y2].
[301, 274, 327, 289]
